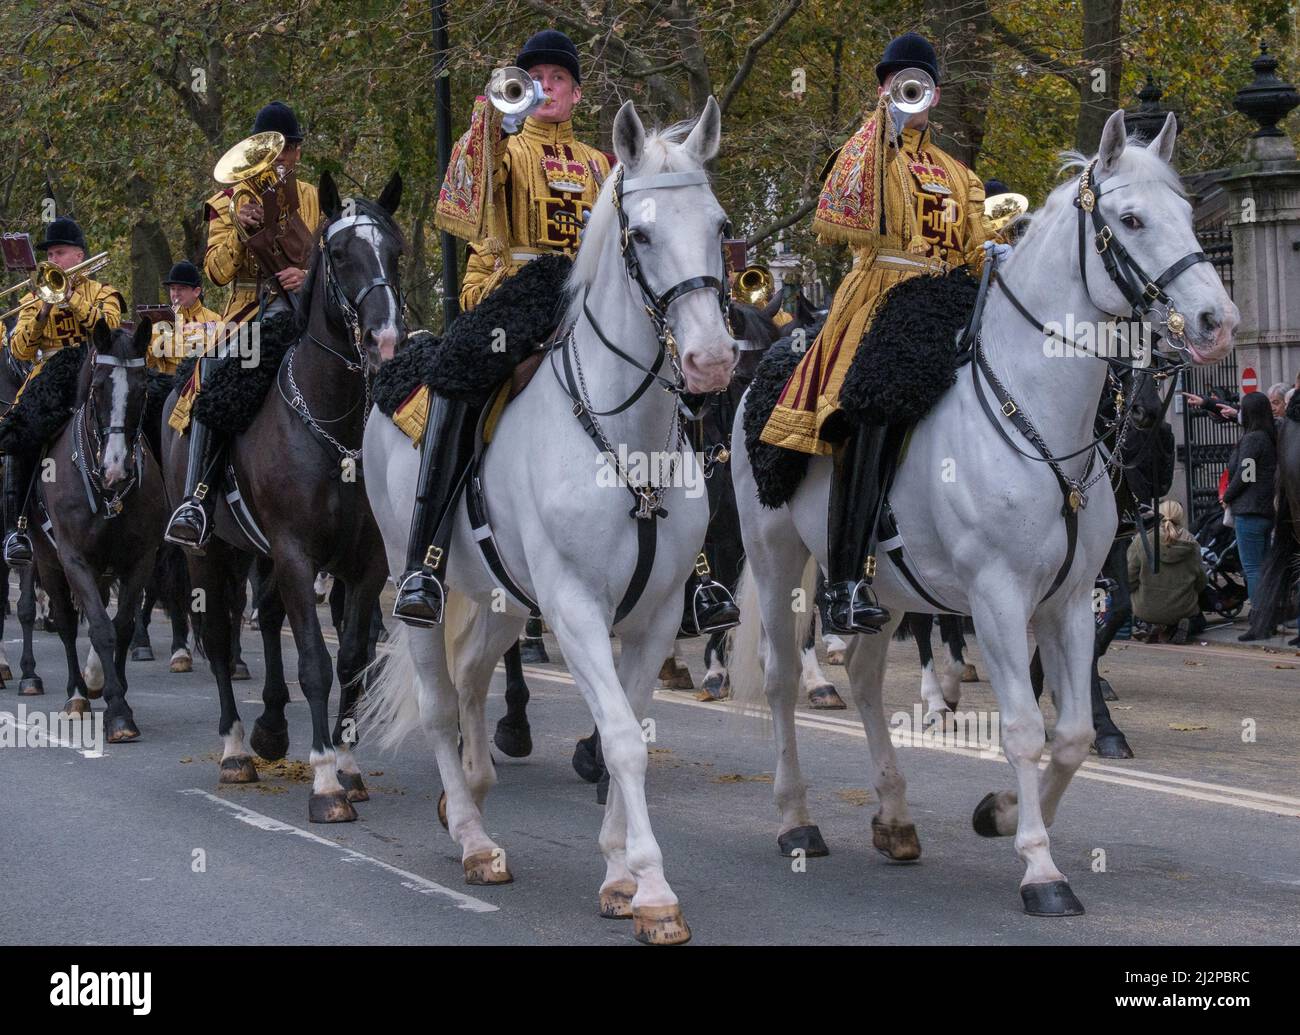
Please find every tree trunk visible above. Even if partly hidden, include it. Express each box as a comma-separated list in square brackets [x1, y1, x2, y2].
[1076, 0, 1123, 153]
[924, 0, 994, 168]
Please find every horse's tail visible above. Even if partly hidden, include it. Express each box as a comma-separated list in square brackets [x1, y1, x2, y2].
[359, 589, 477, 752]
[727, 553, 818, 716]
[1248, 492, 1299, 638]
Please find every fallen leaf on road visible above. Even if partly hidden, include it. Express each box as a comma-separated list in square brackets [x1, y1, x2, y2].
[836, 789, 872, 806]
[1273, 664, 1296, 670]
[713, 772, 774, 783]
[179, 757, 192, 764]
[1183, 660, 1203, 667]
[1169, 722, 1209, 731]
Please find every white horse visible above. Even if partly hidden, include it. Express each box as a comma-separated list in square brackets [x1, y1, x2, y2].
[729, 110, 1237, 915]
[361, 98, 736, 944]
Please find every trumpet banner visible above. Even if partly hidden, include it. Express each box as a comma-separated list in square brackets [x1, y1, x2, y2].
[435, 95, 503, 250]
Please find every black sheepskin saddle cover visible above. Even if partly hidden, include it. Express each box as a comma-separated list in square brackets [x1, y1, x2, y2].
[170, 311, 298, 436]
[744, 269, 977, 509]
[0, 345, 86, 455]
[375, 254, 572, 415]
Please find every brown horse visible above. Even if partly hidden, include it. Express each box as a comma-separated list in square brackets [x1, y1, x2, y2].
[161, 172, 404, 821]
[30, 319, 165, 739]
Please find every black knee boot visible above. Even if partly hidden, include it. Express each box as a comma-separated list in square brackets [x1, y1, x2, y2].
[824, 421, 892, 635]
[2, 452, 34, 568]
[165, 419, 224, 551]
[392, 393, 477, 627]
[679, 552, 740, 638]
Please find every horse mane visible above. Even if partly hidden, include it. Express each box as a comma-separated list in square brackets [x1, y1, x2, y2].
[561, 118, 705, 330]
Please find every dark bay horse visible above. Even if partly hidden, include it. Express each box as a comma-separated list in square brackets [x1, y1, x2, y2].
[30, 319, 165, 739]
[0, 345, 42, 695]
[161, 172, 404, 822]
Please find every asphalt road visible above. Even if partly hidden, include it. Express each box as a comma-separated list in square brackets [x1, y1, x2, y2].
[1, 601, 1298, 946]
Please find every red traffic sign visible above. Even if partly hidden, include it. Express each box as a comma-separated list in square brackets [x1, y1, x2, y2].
[1241, 367, 1258, 393]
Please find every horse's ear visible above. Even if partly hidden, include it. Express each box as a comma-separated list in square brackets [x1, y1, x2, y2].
[1096, 108, 1128, 176]
[132, 317, 152, 357]
[612, 100, 646, 171]
[319, 171, 342, 220]
[91, 317, 112, 353]
[378, 171, 402, 216]
[1146, 111, 1177, 166]
[683, 96, 721, 164]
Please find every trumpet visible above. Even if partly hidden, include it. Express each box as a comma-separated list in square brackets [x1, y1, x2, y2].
[0, 251, 110, 322]
[487, 66, 548, 117]
[213, 130, 287, 242]
[887, 67, 936, 115]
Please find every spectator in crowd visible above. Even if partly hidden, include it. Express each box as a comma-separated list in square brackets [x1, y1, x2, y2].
[1183, 387, 1240, 424]
[1223, 391, 1278, 639]
[1268, 382, 1289, 421]
[1128, 501, 1207, 644]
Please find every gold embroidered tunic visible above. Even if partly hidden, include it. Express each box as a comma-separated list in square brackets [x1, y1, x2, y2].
[147, 298, 221, 375]
[459, 116, 610, 312]
[761, 124, 999, 455]
[7, 277, 124, 364]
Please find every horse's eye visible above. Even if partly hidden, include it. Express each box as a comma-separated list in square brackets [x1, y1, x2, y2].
[1120, 213, 1143, 230]
[630, 228, 650, 245]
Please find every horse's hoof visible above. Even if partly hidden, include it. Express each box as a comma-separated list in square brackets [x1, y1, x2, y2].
[463, 850, 513, 885]
[572, 737, 602, 783]
[308, 791, 357, 824]
[596, 770, 609, 806]
[85, 683, 103, 701]
[871, 815, 921, 862]
[62, 697, 91, 716]
[632, 903, 691, 946]
[18, 676, 43, 696]
[0, 663, 11, 681]
[599, 879, 636, 919]
[658, 660, 694, 690]
[961, 663, 980, 683]
[249, 721, 289, 762]
[778, 824, 829, 858]
[807, 683, 846, 709]
[1099, 678, 1118, 702]
[972, 792, 1008, 838]
[106, 716, 140, 743]
[169, 653, 192, 674]
[1094, 733, 1134, 759]
[218, 755, 258, 783]
[337, 770, 369, 802]
[825, 649, 846, 666]
[231, 661, 251, 681]
[437, 791, 448, 830]
[1021, 880, 1085, 917]
[493, 719, 533, 759]
[131, 646, 154, 662]
[519, 639, 549, 665]
[701, 671, 730, 701]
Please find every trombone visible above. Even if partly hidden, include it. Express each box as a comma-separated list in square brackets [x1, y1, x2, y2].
[0, 251, 110, 322]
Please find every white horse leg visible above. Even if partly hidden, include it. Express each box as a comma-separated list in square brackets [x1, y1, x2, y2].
[409, 621, 510, 884]
[82, 644, 105, 698]
[1032, 592, 1098, 829]
[452, 613, 524, 814]
[968, 592, 1080, 915]
[545, 595, 687, 943]
[844, 614, 921, 861]
[918, 654, 947, 723]
[799, 633, 844, 709]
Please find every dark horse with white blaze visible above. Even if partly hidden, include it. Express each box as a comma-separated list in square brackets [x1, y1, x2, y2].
[161, 172, 404, 821]
[29, 320, 166, 738]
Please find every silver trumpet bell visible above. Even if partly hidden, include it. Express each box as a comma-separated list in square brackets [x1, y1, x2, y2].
[887, 67, 936, 115]
[488, 66, 548, 117]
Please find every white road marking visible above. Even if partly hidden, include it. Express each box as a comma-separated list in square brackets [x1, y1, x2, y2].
[0, 713, 104, 759]
[179, 789, 498, 913]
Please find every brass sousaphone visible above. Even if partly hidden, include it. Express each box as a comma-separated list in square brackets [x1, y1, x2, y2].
[213, 130, 287, 242]
[984, 192, 1030, 232]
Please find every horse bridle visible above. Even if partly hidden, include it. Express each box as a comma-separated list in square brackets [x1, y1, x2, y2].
[75, 351, 148, 517]
[561, 166, 733, 414]
[312, 210, 405, 370]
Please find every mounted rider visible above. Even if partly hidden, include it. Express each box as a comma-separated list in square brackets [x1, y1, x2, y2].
[147, 260, 221, 376]
[1, 216, 125, 567]
[759, 32, 1007, 635]
[164, 100, 322, 550]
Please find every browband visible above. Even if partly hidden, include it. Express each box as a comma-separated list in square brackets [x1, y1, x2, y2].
[94, 354, 146, 368]
[621, 170, 710, 194]
[325, 212, 381, 241]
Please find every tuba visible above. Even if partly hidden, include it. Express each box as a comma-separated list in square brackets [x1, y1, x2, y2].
[736, 265, 775, 307]
[984, 192, 1030, 232]
[887, 67, 936, 115]
[0, 252, 110, 321]
[213, 131, 287, 242]
[487, 67, 547, 117]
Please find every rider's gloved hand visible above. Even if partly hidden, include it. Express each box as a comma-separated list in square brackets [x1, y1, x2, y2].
[983, 240, 1013, 266]
[887, 102, 906, 138]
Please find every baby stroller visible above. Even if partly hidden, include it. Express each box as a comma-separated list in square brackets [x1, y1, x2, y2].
[1194, 504, 1247, 620]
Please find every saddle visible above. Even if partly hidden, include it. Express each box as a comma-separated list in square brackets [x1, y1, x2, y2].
[375, 253, 572, 445]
